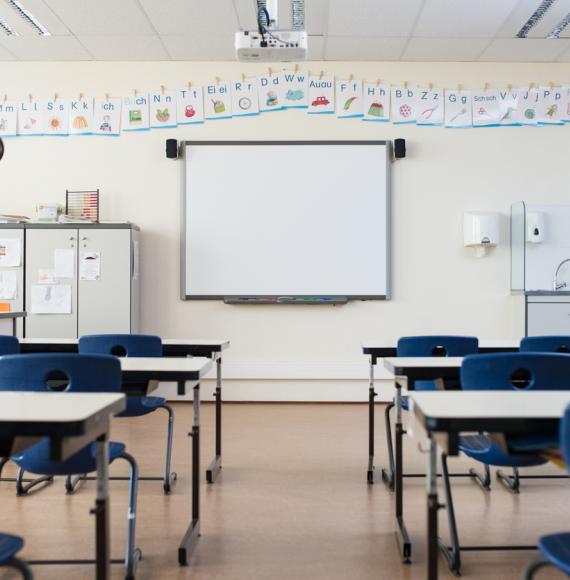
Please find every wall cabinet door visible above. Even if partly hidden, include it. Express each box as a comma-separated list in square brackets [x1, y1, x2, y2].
[25, 229, 78, 338]
[0, 228, 24, 337]
[527, 302, 570, 335]
[77, 228, 131, 335]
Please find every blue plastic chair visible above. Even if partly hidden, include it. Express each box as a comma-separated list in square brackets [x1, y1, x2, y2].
[0, 353, 140, 579]
[0, 336, 20, 480]
[383, 336, 479, 489]
[521, 335, 570, 354]
[524, 403, 570, 579]
[439, 353, 570, 575]
[0, 534, 32, 578]
[78, 334, 176, 494]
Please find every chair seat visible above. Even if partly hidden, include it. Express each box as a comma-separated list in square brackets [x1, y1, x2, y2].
[12, 439, 125, 476]
[508, 434, 561, 453]
[459, 434, 547, 468]
[539, 532, 570, 575]
[0, 534, 24, 564]
[119, 396, 166, 418]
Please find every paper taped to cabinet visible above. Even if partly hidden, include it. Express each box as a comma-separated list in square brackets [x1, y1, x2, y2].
[0, 271, 17, 300]
[31, 284, 71, 314]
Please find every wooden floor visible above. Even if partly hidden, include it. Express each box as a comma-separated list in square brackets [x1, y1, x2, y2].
[0, 402, 567, 579]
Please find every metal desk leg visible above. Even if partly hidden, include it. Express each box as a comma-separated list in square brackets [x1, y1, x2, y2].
[179, 383, 201, 566]
[367, 357, 377, 484]
[395, 377, 412, 563]
[95, 434, 110, 580]
[427, 435, 440, 580]
[206, 355, 222, 483]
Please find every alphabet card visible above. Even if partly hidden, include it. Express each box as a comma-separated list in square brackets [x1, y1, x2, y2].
[417, 87, 443, 126]
[93, 97, 121, 136]
[307, 74, 334, 114]
[336, 79, 363, 118]
[69, 98, 94, 135]
[122, 93, 149, 131]
[513, 88, 539, 126]
[561, 85, 570, 123]
[391, 86, 417, 123]
[0, 101, 18, 137]
[232, 78, 259, 117]
[258, 72, 284, 112]
[150, 91, 176, 128]
[205, 82, 232, 120]
[17, 99, 43, 136]
[177, 86, 204, 125]
[496, 88, 518, 126]
[282, 69, 308, 108]
[444, 89, 472, 128]
[43, 98, 69, 135]
[472, 90, 501, 126]
[536, 86, 565, 125]
[362, 83, 390, 122]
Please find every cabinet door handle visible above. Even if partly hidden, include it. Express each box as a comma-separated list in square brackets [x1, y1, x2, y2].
[69, 236, 75, 241]
[81, 236, 87, 241]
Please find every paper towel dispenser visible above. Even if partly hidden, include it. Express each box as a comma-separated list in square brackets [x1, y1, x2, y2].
[463, 212, 499, 247]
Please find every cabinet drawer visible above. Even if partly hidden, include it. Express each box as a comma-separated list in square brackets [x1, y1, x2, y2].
[527, 302, 570, 336]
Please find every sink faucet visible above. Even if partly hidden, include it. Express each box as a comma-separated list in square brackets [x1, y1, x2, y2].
[553, 258, 570, 290]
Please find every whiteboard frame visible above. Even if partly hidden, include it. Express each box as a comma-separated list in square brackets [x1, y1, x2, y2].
[181, 141, 392, 301]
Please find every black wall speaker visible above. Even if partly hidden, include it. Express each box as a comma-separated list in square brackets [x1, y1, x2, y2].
[166, 138, 178, 159]
[394, 138, 406, 159]
[0, 138, 4, 161]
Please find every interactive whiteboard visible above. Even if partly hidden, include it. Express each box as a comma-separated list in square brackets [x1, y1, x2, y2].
[182, 141, 391, 300]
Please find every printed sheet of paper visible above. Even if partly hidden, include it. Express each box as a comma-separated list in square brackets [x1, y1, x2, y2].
[80, 252, 101, 281]
[0, 271, 17, 300]
[31, 284, 71, 314]
[0, 239, 21, 268]
[54, 249, 75, 278]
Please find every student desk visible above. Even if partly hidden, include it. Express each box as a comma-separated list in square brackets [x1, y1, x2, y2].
[0, 311, 25, 336]
[117, 356, 213, 567]
[410, 391, 570, 580]
[0, 391, 125, 580]
[19, 337, 230, 483]
[363, 340, 519, 486]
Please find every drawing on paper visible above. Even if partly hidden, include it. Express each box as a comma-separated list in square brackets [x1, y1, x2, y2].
[185, 105, 196, 118]
[450, 108, 467, 123]
[73, 116, 88, 129]
[212, 99, 225, 113]
[367, 102, 384, 117]
[23, 117, 38, 130]
[238, 97, 252, 110]
[286, 90, 304, 101]
[524, 108, 535, 120]
[546, 104, 558, 118]
[99, 115, 112, 132]
[311, 96, 329, 107]
[266, 91, 278, 107]
[156, 108, 170, 122]
[343, 96, 357, 110]
[399, 104, 412, 118]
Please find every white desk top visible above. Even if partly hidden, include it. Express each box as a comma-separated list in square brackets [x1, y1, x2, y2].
[0, 311, 25, 319]
[410, 391, 570, 420]
[383, 357, 463, 373]
[20, 337, 229, 347]
[0, 392, 125, 423]
[119, 356, 213, 375]
[363, 339, 519, 350]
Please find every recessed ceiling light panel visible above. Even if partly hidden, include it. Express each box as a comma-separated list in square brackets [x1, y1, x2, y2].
[517, 0, 557, 38]
[6, 0, 50, 35]
[0, 17, 17, 35]
[548, 11, 570, 37]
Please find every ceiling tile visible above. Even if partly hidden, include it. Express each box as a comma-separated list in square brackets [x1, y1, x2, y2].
[307, 35, 325, 60]
[139, 0, 238, 35]
[556, 44, 570, 60]
[0, 0, 70, 36]
[327, 0, 424, 37]
[478, 38, 570, 62]
[498, 0, 570, 37]
[402, 38, 490, 61]
[0, 35, 91, 60]
[78, 35, 169, 61]
[160, 34, 235, 60]
[414, 0, 519, 38]
[43, 0, 154, 35]
[0, 43, 16, 60]
[325, 36, 407, 60]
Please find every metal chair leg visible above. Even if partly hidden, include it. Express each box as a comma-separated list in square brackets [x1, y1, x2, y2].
[522, 557, 552, 579]
[65, 474, 87, 494]
[16, 468, 53, 496]
[381, 401, 396, 490]
[438, 453, 462, 576]
[160, 404, 177, 494]
[120, 451, 142, 580]
[2, 557, 33, 579]
[469, 463, 491, 491]
[497, 466, 520, 493]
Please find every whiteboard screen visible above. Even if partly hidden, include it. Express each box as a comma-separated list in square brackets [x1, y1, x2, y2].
[183, 141, 390, 299]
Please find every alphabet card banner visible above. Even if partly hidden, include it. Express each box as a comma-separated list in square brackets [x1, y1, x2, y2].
[307, 75, 334, 114]
[472, 90, 501, 127]
[150, 91, 176, 128]
[391, 86, 417, 123]
[258, 72, 284, 112]
[177, 86, 204, 124]
[514, 88, 539, 125]
[282, 69, 308, 108]
[44, 98, 69, 135]
[362, 83, 390, 122]
[122, 93, 149, 131]
[444, 90, 472, 128]
[417, 87, 443, 126]
[336, 79, 363, 118]
[536, 86, 565, 125]
[93, 97, 121, 136]
[232, 78, 259, 117]
[69, 98, 94, 135]
[0, 101, 18, 137]
[205, 82, 231, 120]
[18, 99, 43, 136]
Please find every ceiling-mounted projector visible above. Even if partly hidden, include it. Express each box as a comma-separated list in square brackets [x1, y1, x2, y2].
[236, 0, 307, 62]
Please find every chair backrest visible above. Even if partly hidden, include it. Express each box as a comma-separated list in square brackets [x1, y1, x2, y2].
[397, 335, 479, 357]
[0, 353, 122, 393]
[461, 352, 570, 391]
[520, 336, 570, 354]
[0, 336, 20, 355]
[78, 334, 162, 357]
[562, 404, 570, 471]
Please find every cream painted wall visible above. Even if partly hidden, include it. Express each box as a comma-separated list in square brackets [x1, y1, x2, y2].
[1, 61, 569, 400]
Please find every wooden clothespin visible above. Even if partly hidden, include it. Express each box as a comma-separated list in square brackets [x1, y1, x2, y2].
[241, 72, 245, 82]
[78, 92, 84, 101]
[134, 88, 139, 98]
[549, 81, 555, 90]
[484, 82, 489, 91]
[319, 70, 324, 80]
[160, 84, 165, 95]
[348, 73, 354, 82]
[28, 93, 33, 103]
[53, 92, 58, 102]
[294, 64, 299, 73]
[457, 83, 462, 92]
[529, 82, 535, 90]
[187, 81, 192, 91]
[403, 80, 408, 89]
[105, 92, 110, 101]
[507, 83, 513, 92]
[268, 67, 273, 77]
[215, 76, 221, 85]
[376, 79, 381, 87]
[3, 94, 7, 104]
[428, 82, 433, 91]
